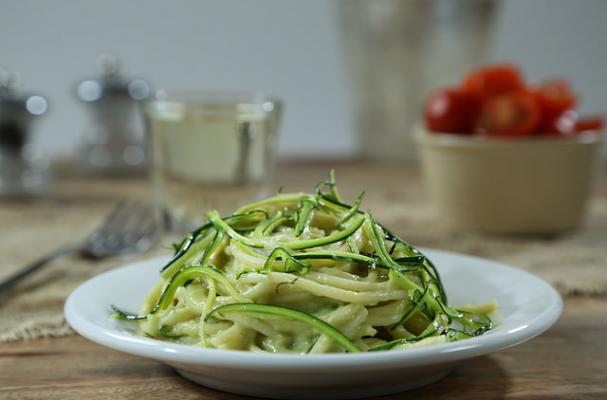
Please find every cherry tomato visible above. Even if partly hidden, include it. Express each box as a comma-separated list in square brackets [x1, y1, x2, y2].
[462, 63, 524, 99]
[533, 79, 577, 119]
[423, 88, 480, 133]
[535, 109, 577, 136]
[533, 79, 578, 134]
[575, 115, 605, 132]
[475, 91, 540, 138]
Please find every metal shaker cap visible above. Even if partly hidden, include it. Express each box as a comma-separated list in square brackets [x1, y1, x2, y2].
[76, 53, 150, 103]
[0, 68, 48, 151]
[0, 68, 48, 115]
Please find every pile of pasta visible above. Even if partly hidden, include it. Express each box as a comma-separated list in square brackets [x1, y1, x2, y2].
[114, 172, 494, 353]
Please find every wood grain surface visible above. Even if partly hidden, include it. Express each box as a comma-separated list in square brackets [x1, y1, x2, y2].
[1, 161, 606, 399]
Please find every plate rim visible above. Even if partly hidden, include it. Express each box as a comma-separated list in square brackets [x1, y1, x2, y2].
[64, 248, 562, 370]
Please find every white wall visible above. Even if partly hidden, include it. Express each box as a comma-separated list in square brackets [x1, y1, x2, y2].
[1, 0, 606, 159]
[492, 0, 607, 156]
[0, 0, 354, 158]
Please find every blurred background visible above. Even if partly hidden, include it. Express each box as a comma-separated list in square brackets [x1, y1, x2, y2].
[2, 0, 606, 163]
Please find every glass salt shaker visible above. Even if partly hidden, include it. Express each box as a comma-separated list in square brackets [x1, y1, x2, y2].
[76, 54, 151, 174]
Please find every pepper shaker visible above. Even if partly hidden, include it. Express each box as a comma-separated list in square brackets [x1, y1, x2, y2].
[0, 68, 49, 197]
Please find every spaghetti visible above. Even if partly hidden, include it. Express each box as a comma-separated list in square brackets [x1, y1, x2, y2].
[113, 171, 494, 353]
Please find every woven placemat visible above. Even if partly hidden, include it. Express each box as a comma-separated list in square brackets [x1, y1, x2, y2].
[1, 165, 605, 343]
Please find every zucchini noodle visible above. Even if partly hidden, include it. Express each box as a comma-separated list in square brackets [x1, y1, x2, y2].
[113, 171, 495, 353]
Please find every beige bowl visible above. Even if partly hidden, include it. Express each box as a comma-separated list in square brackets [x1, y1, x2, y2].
[415, 126, 603, 234]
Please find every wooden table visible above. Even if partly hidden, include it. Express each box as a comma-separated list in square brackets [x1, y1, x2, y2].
[1, 162, 606, 399]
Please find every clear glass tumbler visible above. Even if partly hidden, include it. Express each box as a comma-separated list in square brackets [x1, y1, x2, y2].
[143, 91, 282, 233]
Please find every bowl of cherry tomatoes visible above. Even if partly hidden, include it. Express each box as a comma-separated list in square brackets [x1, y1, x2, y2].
[416, 63, 603, 234]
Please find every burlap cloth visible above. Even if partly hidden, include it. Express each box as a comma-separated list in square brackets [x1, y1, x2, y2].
[1, 164, 605, 343]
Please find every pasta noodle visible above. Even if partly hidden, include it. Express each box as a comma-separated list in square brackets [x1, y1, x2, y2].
[113, 171, 495, 353]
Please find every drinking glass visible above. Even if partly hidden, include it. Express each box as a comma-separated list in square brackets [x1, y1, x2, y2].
[143, 91, 282, 233]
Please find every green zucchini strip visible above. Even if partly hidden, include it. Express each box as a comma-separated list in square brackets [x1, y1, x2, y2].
[263, 247, 310, 274]
[388, 269, 422, 295]
[385, 231, 447, 303]
[337, 191, 364, 226]
[445, 328, 474, 341]
[231, 238, 267, 259]
[368, 318, 441, 351]
[206, 303, 361, 353]
[159, 325, 186, 339]
[161, 231, 216, 279]
[112, 265, 248, 320]
[425, 258, 447, 302]
[365, 216, 423, 297]
[236, 249, 423, 275]
[233, 246, 421, 275]
[364, 215, 400, 270]
[432, 294, 464, 320]
[236, 194, 311, 214]
[263, 215, 289, 235]
[456, 307, 493, 335]
[282, 214, 365, 250]
[159, 265, 248, 307]
[293, 250, 378, 266]
[365, 217, 454, 327]
[162, 227, 212, 272]
[294, 199, 317, 236]
[314, 171, 336, 202]
[314, 174, 353, 213]
[291, 251, 422, 271]
[312, 179, 450, 304]
[315, 169, 344, 204]
[391, 286, 431, 329]
[207, 210, 264, 248]
[328, 169, 343, 202]
[199, 230, 225, 264]
[254, 211, 283, 236]
[161, 210, 267, 274]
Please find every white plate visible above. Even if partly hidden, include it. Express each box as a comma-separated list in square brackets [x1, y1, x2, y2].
[65, 249, 562, 399]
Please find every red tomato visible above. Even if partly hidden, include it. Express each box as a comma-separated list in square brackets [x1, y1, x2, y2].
[533, 79, 578, 134]
[462, 63, 524, 99]
[533, 79, 577, 119]
[423, 88, 480, 133]
[475, 91, 540, 138]
[535, 109, 578, 136]
[575, 115, 605, 132]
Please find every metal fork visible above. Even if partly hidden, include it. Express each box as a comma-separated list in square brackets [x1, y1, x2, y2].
[0, 200, 157, 296]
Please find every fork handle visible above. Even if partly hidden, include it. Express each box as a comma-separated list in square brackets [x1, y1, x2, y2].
[0, 245, 79, 296]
